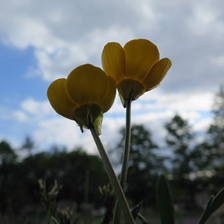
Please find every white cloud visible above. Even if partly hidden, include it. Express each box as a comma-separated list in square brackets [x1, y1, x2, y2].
[0, 0, 223, 152]
[33, 26, 134, 80]
[0, 0, 136, 81]
[188, 0, 224, 36]
[212, 55, 224, 68]
[21, 98, 51, 115]
[1, 0, 223, 91]
[33, 117, 89, 150]
[141, 90, 213, 112]
[1, 88, 214, 154]
[14, 111, 28, 122]
[194, 117, 212, 132]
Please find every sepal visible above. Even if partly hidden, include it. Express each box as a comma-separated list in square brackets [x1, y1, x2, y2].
[117, 79, 145, 107]
[73, 104, 103, 134]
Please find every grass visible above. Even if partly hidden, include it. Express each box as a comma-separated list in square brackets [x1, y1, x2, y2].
[1, 204, 224, 224]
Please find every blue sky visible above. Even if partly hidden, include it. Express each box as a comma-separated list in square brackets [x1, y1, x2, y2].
[0, 0, 223, 153]
[0, 43, 47, 144]
[0, 44, 44, 101]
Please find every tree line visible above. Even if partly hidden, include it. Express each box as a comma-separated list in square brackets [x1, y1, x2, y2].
[0, 86, 224, 222]
[109, 86, 224, 210]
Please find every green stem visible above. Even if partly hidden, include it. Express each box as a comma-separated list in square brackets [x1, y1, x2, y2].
[113, 99, 132, 224]
[90, 125, 135, 224]
[120, 99, 132, 189]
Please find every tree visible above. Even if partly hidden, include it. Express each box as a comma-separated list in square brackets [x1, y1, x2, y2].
[165, 114, 194, 176]
[21, 136, 35, 156]
[20, 148, 108, 212]
[164, 114, 199, 208]
[0, 140, 17, 164]
[204, 85, 224, 189]
[114, 124, 161, 206]
[50, 148, 108, 211]
[0, 146, 108, 217]
[0, 140, 18, 214]
[207, 85, 224, 168]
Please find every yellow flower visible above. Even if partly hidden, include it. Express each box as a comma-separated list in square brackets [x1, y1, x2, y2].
[102, 39, 172, 106]
[47, 64, 116, 134]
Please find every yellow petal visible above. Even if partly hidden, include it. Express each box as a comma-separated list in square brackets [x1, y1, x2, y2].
[67, 64, 107, 105]
[99, 76, 116, 112]
[47, 78, 79, 119]
[143, 58, 172, 91]
[123, 39, 160, 81]
[101, 42, 125, 83]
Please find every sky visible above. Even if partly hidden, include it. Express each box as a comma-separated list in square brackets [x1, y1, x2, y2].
[0, 0, 223, 154]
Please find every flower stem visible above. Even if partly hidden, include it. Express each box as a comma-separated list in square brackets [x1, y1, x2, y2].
[113, 98, 132, 224]
[90, 125, 135, 224]
[120, 98, 132, 189]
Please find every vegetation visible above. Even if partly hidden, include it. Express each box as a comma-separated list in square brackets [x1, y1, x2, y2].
[0, 145, 108, 223]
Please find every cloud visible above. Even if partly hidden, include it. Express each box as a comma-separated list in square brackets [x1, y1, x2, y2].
[188, 0, 224, 36]
[33, 26, 134, 80]
[136, 90, 213, 113]
[0, 0, 135, 81]
[14, 111, 28, 122]
[21, 98, 51, 115]
[1, 0, 223, 92]
[1, 87, 213, 154]
[0, 0, 223, 152]
[33, 117, 96, 151]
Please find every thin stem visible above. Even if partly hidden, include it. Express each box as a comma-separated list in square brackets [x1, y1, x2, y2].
[120, 98, 132, 189]
[90, 125, 135, 224]
[113, 99, 132, 224]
